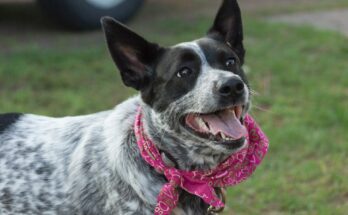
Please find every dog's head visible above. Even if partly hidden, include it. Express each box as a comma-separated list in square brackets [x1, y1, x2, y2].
[102, 0, 250, 166]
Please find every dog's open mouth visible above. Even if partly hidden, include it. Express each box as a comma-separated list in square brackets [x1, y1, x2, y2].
[183, 106, 247, 145]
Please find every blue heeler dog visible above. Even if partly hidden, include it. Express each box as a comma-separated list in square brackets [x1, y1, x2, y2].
[0, 0, 252, 214]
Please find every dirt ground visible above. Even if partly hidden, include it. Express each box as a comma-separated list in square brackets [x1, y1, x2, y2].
[0, 0, 339, 32]
[270, 9, 348, 36]
[0, 0, 347, 52]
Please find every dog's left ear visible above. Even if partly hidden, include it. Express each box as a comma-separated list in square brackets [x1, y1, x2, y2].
[208, 0, 245, 64]
[101, 17, 164, 90]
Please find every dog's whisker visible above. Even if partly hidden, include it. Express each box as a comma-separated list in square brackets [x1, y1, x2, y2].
[251, 105, 272, 113]
[249, 89, 259, 96]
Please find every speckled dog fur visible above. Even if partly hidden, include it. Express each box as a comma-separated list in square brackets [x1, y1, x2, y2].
[0, 0, 251, 214]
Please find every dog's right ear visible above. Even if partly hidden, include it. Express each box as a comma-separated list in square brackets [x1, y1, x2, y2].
[101, 17, 164, 90]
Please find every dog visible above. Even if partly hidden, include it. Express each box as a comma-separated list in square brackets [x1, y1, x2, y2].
[0, 0, 252, 214]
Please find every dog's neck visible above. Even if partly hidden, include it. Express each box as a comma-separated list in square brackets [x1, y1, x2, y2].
[141, 104, 230, 171]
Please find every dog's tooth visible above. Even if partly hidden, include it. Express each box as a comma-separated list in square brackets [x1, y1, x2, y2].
[233, 106, 238, 116]
[205, 122, 210, 130]
[239, 106, 243, 118]
[196, 117, 208, 131]
[195, 117, 202, 125]
[221, 133, 226, 140]
[234, 106, 243, 119]
[229, 108, 236, 115]
[217, 132, 222, 140]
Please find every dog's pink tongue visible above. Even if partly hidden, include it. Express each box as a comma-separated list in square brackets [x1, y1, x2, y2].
[202, 110, 247, 140]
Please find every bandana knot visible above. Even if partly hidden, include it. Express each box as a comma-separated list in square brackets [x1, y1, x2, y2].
[134, 108, 269, 215]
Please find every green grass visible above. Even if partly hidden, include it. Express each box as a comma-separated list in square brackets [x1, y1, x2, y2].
[1, 8, 348, 215]
[0, 47, 133, 116]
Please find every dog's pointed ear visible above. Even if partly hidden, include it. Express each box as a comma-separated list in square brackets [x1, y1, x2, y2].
[208, 0, 245, 64]
[101, 17, 164, 90]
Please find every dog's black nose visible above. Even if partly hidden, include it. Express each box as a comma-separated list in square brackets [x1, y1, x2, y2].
[217, 78, 245, 97]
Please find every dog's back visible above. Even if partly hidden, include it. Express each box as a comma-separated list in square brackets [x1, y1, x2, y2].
[0, 97, 158, 215]
[0, 111, 112, 214]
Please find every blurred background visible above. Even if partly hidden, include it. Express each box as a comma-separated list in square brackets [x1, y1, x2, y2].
[0, 0, 347, 214]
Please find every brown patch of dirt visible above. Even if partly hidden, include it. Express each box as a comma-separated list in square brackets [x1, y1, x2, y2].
[269, 9, 348, 36]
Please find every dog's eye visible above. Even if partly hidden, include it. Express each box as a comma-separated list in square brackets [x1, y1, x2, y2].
[177, 67, 193, 78]
[226, 58, 236, 68]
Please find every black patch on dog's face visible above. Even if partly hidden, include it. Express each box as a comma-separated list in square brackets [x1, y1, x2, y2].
[141, 47, 202, 111]
[141, 38, 249, 112]
[101, 19, 203, 112]
[197, 38, 249, 108]
[0, 113, 22, 135]
[197, 38, 248, 86]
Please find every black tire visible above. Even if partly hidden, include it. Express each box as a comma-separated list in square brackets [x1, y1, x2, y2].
[38, 0, 144, 30]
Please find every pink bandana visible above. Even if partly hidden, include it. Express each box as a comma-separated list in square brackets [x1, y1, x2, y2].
[134, 108, 269, 215]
